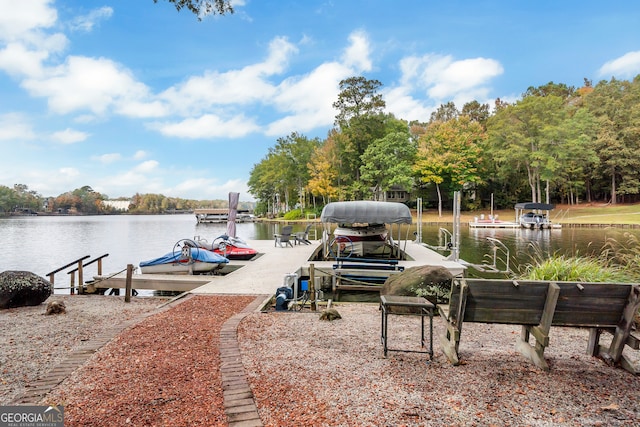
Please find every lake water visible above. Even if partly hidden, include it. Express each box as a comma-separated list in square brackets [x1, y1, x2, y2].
[1, 214, 638, 290]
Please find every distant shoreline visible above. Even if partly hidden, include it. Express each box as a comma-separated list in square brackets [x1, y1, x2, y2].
[4, 202, 640, 226]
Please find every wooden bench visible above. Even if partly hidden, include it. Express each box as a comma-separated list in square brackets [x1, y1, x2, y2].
[439, 278, 640, 373]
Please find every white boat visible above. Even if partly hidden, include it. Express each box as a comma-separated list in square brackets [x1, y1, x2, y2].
[139, 243, 229, 274]
[515, 202, 555, 229]
[320, 201, 412, 259]
[333, 224, 388, 242]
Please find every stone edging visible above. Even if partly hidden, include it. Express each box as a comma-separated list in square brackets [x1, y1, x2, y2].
[220, 295, 270, 427]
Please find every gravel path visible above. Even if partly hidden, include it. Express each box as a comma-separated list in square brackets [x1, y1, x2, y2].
[2, 296, 639, 426]
[238, 304, 640, 427]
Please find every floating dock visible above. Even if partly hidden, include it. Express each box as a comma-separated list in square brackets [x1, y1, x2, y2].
[92, 239, 465, 296]
[468, 220, 520, 229]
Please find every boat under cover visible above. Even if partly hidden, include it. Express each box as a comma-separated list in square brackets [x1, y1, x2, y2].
[140, 247, 229, 274]
[515, 202, 555, 229]
[333, 224, 388, 241]
[320, 201, 412, 258]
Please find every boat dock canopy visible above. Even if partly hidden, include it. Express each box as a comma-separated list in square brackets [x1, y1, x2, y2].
[514, 202, 555, 211]
[320, 201, 412, 224]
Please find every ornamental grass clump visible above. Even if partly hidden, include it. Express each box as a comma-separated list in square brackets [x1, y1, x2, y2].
[520, 254, 632, 282]
[518, 237, 638, 283]
[600, 231, 640, 281]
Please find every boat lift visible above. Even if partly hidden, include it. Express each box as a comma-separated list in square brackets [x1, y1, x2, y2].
[418, 191, 511, 274]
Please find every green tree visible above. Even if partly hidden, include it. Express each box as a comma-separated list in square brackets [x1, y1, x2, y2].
[333, 76, 385, 125]
[461, 101, 490, 128]
[430, 101, 459, 123]
[415, 116, 485, 216]
[153, 0, 233, 18]
[332, 76, 387, 198]
[248, 133, 319, 214]
[0, 185, 19, 213]
[12, 184, 42, 212]
[487, 95, 568, 204]
[554, 107, 599, 204]
[360, 118, 416, 201]
[585, 77, 640, 204]
[523, 81, 576, 100]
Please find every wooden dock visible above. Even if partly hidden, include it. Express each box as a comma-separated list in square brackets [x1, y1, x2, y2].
[92, 239, 465, 296]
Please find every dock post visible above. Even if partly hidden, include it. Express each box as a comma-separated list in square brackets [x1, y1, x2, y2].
[77, 260, 84, 294]
[310, 263, 316, 311]
[125, 264, 133, 303]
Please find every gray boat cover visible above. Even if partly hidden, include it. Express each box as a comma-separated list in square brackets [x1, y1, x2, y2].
[320, 201, 412, 224]
[514, 202, 555, 210]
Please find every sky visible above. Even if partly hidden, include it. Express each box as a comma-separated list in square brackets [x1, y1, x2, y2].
[2, 1, 640, 202]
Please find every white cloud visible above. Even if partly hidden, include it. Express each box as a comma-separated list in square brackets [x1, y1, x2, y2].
[384, 54, 503, 121]
[152, 114, 260, 139]
[134, 160, 159, 173]
[267, 62, 351, 135]
[598, 51, 640, 78]
[116, 100, 168, 118]
[59, 167, 79, 177]
[51, 128, 89, 144]
[94, 153, 121, 164]
[0, 42, 48, 77]
[265, 31, 374, 135]
[0, 113, 36, 141]
[0, 0, 57, 41]
[342, 30, 372, 72]
[383, 86, 434, 123]
[22, 55, 151, 115]
[159, 36, 297, 116]
[172, 177, 250, 200]
[133, 150, 148, 160]
[422, 56, 503, 99]
[69, 7, 113, 32]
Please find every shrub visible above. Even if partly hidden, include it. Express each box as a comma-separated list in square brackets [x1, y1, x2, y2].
[283, 210, 304, 220]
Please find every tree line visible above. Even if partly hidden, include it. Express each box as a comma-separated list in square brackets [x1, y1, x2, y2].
[0, 184, 248, 215]
[248, 75, 640, 215]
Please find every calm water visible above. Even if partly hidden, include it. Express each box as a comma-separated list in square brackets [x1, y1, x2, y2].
[1, 214, 638, 288]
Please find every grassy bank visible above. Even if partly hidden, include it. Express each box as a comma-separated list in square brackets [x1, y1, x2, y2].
[414, 203, 640, 226]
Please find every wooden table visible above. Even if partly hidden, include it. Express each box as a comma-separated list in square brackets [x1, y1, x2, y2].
[380, 295, 434, 360]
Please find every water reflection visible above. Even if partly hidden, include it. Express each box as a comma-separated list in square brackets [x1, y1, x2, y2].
[1, 215, 638, 287]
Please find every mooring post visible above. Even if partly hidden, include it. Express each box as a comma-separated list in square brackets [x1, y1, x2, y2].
[310, 263, 316, 311]
[125, 264, 133, 303]
[77, 260, 84, 294]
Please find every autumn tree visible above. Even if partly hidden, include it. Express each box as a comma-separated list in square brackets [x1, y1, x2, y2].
[414, 116, 486, 216]
[307, 131, 341, 204]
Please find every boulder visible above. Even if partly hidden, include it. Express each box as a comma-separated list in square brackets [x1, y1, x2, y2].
[0, 271, 53, 309]
[380, 265, 453, 305]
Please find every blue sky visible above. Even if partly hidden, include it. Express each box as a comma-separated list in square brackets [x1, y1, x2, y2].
[2, 0, 640, 202]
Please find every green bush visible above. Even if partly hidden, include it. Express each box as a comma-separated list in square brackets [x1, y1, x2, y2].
[283, 210, 304, 220]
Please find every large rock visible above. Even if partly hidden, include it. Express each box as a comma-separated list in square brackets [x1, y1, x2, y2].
[0, 271, 53, 309]
[380, 265, 453, 305]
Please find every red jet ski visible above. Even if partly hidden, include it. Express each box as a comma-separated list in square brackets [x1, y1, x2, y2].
[191, 234, 258, 261]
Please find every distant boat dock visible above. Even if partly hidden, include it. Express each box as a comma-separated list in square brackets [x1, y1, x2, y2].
[194, 208, 254, 223]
